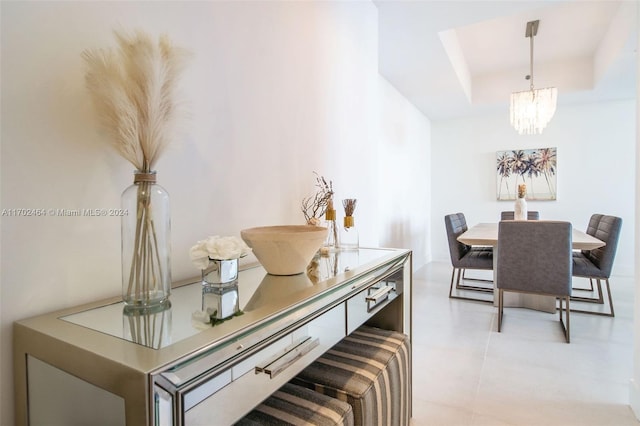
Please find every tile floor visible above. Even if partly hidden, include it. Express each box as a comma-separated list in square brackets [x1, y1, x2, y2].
[410, 261, 639, 426]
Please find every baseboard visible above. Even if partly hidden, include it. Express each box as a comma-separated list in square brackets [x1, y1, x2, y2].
[629, 379, 640, 421]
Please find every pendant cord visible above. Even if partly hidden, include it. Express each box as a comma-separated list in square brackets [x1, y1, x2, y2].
[529, 33, 535, 91]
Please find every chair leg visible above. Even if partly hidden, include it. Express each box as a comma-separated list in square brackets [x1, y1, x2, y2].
[558, 296, 570, 343]
[596, 280, 604, 303]
[570, 278, 615, 317]
[456, 269, 494, 293]
[461, 269, 493, 284]
[605, 279, 615, 318]
[565, 296, 570, 343]
[498, 289, 503, 332]
[571, 278, 604, 304]
[449, 267, 457, 298]
[449, 267, 494, 304]
[572, 277, 594, 292]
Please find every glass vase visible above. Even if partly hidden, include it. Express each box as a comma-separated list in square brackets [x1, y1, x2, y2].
[325, 218, 338, 249]
[324, 200, 338, 250]
[121, 171, 171, 313]
[339, 215, 359, 250]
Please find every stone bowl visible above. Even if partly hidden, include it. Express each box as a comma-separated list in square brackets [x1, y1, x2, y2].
[240, 225, 328, 275]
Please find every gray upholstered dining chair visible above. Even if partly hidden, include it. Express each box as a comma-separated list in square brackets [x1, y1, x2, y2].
[571, 214, 622, 317]
[444, 213, 493, 302]
[496, 221, 572, 343]
[500, 211, 540, 220]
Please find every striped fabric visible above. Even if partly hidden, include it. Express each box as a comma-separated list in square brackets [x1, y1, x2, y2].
[236, 382, 354, 426]
[292, 326, 411, 426]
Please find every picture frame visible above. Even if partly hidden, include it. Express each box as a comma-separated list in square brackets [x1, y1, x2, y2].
[496, 147, 557, 201]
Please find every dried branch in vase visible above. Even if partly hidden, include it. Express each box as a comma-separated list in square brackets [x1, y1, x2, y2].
[343, 199, 357, 216]
[301, 172, 334, 224]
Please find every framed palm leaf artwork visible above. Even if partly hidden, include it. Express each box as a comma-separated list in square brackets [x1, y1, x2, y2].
[496, 147, 557, 201]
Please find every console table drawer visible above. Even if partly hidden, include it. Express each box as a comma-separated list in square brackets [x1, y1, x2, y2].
[184, 303, 346, 425]
[347, 280, 397, 334]
[231, 334, 293, 380]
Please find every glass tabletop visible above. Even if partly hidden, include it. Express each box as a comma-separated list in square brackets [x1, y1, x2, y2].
[61, 248, 398, 349]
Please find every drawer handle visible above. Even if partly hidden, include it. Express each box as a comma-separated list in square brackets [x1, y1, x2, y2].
[366, 285, 394, 305]
[255, 337, 320, 379]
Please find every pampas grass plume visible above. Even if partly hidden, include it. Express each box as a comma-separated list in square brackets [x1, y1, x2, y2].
[82, 29, 190, 172]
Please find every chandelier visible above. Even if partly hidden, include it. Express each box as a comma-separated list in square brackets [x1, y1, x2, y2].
[510, 20, 557, 135]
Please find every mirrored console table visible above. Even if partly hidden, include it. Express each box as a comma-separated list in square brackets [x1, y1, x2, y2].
[14, 248, 412, 425]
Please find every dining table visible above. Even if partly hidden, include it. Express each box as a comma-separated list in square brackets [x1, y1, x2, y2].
[457, 222, 606, 313]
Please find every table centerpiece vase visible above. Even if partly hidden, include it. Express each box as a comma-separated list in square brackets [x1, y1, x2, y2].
[514, 184, 528, 220]
[339, 198, 359, 250]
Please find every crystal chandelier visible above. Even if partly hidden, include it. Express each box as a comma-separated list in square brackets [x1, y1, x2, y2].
[510, 20, 557, 135]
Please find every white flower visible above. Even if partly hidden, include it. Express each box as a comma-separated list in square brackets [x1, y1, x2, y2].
[189, 235, 251, 270]
[189, 242, 211, 270]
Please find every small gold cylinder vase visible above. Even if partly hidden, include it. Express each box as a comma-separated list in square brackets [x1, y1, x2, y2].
[339, 199, 359, 250]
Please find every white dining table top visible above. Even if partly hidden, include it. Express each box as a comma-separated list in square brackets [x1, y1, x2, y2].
[458, 222, 606, 250]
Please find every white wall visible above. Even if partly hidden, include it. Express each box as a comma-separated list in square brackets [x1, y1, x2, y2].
[629, 3, 640, 420]
[378, 78, 432, 253]
[431, 99, 636, 275]
[0, 2, 431, 423]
